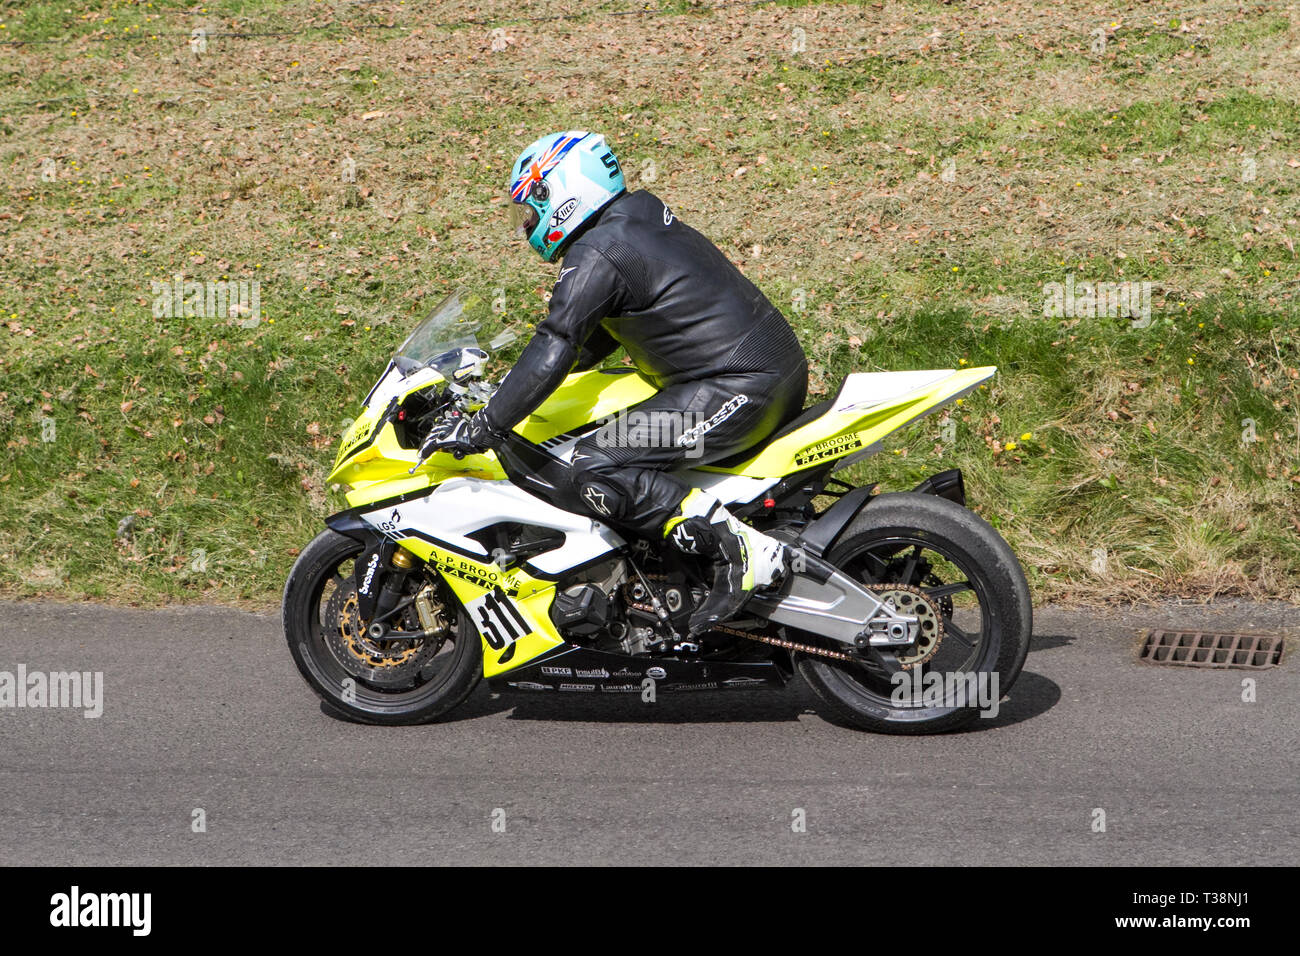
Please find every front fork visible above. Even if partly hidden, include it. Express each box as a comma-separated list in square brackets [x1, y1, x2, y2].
[353, 537, 423, 638]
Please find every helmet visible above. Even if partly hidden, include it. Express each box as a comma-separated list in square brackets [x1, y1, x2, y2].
[508, 131, 625, 262]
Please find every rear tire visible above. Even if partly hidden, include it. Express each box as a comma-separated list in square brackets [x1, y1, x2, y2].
[795, 492, 1032, 734]
[283, 529, 481, 725]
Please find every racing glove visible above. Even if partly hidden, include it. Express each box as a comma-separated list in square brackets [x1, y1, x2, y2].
[426, 412, 508, 460]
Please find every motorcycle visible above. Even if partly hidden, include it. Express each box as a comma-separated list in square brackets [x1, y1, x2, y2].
[283, 290, 1032, 733]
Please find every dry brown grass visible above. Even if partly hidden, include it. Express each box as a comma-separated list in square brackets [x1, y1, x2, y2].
[0, 0, 1296, 607]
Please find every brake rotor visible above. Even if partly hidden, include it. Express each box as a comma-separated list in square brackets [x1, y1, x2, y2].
[324, 583, 443, 685]
[875, 584, 944, 669]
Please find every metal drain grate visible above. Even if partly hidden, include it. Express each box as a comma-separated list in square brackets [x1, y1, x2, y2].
[1139, 630, 1285, 669]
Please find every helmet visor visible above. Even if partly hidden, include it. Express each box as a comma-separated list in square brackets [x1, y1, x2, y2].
[509, 199, 539, 239]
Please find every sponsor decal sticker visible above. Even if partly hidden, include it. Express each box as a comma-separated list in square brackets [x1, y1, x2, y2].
[358, 553, 380, 597]
[338, 421, 373, 457]
[676, 394, 750, 447]
[793, 433, 864, 467]
[427, 553, 519, 594]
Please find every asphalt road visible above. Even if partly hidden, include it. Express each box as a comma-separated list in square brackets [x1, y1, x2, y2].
[1, 598, 1295, 866]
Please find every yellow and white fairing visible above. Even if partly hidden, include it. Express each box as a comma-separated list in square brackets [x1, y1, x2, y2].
[357, 478, 626, 678]
[329, 363, 504, 504]
[328, 359, 995, 678]
[697, 366, 996, 478]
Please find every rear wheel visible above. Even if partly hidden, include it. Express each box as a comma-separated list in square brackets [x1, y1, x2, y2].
[283, 529, 481, 724]
[795, 492, 1032, 734]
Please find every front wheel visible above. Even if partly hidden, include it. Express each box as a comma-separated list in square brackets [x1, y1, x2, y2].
[283, 529, 482, 724]
[795, 492, 1032, 734]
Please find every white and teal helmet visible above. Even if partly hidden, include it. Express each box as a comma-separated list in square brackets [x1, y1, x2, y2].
[508, 131, 625, 262]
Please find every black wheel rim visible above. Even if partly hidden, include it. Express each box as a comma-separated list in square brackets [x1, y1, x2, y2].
[825, 532, 994, 708]
[304, 546, 467, 710]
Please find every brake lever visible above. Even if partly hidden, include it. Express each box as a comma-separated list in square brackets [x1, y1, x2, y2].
[408, 446, 434, 475]
[408, 429, 447, 474]
[407, 420, 468, 473]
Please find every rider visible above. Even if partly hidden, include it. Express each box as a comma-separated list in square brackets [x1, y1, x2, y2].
[451, 131, 808, 636]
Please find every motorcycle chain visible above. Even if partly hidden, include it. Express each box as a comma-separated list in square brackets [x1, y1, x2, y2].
[640, 564, 940, 668]
[712, 583, 944, 669]
[633, 565, 851, 660]
[709, 623, 854, 662]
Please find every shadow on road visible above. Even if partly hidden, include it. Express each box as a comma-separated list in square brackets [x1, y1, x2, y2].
[318, 667, 1062, 732]
[966, 670, 1062, 730]
[321, 679, 815, 725]
[806, 670, 1061, 734]
[499, 684, 810, 724]
[1030, 634, 1076, 651]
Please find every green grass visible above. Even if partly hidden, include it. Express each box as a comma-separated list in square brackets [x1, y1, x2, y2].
[1, 0, 1297, 606]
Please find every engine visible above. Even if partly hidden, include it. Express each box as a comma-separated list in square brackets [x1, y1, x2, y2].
[549, 556, 704, 656]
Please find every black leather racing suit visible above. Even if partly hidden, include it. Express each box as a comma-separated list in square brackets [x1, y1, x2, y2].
[480, 189, 808, 537]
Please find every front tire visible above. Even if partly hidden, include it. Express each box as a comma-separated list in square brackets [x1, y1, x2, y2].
[283, 529, 482, 725]
[796, 492, 1032, 734]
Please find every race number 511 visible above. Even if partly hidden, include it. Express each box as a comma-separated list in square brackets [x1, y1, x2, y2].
[468, 586, 532, 649]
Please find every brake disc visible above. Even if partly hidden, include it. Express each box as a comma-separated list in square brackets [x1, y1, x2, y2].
[323, 582, 445, 685]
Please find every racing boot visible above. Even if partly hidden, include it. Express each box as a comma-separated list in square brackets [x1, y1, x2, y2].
[663, 489, 790, 636]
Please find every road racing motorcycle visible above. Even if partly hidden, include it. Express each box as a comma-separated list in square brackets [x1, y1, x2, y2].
[283, 291, 1032, 733]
